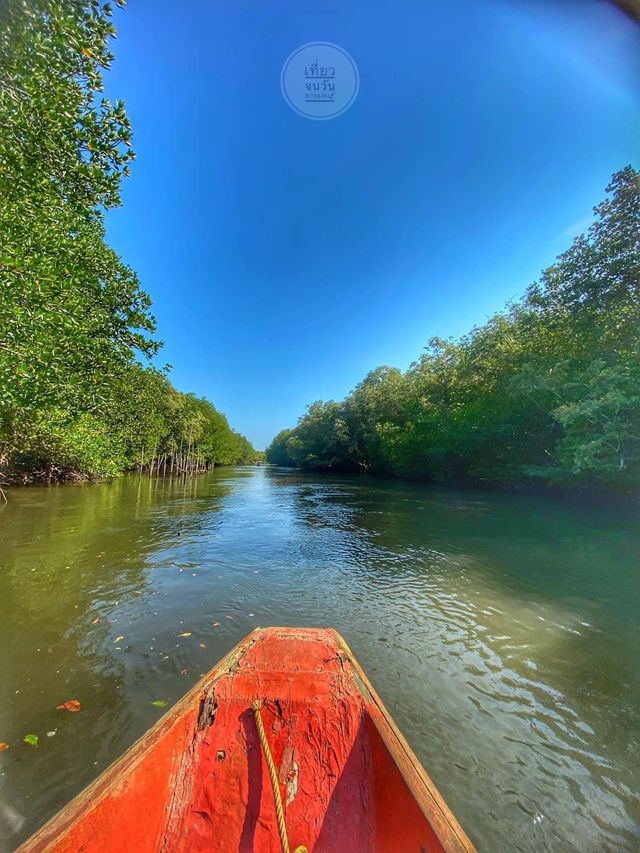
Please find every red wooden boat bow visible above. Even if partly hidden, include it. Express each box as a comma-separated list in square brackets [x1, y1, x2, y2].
[20, 627, 475, 852]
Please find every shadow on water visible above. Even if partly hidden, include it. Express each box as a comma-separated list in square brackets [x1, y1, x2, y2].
[0, 467, 638, 850]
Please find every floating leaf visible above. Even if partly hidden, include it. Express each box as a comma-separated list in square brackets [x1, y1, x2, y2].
[114, 636, 124, 643]
[199, 643, 207, 649]
[212, 622, 221, 627]
[152, 700, 168, 708]
[56, 700, 81, 713]
[225, 615, 233, 620]
[91, 616, 100, 624]
[0, 743, 9, 752]
[179, 632, 192, 638]
[23, 734, 38, 747]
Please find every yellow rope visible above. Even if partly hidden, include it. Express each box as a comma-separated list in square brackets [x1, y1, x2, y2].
[252, 700, 308, 853]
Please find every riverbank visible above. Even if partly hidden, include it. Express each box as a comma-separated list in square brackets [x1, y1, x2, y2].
[266, 462, 640, 505]
[0, 454, 264, 488]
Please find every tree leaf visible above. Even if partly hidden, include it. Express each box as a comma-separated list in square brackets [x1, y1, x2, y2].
[23, 734, 39, 747]
[56, 699, 81, 712]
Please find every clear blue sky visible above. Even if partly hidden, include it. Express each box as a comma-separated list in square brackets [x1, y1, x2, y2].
[104, 0, 639, 449]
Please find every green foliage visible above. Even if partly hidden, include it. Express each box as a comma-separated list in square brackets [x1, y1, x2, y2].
[284, 401, 351, 470]
[269, 167, 640, 493]
[265, 429, 296, 466]
[0, 0, 258, 481]
[0, 0, 155, 423]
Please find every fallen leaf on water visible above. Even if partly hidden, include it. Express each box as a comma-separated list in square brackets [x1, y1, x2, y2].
[212, 622, 220, 627]
[152, 700, 168, 708]
[179, 632, 192, 638]
[46, 731, 57, 738]
[23, 734, 38, 747]
[91, 616, 100, 624]
[0, 743, 9, 752]
[57, 700, 81, 713]
[199, 643, 207, 649]
[114, 636, 124, 643]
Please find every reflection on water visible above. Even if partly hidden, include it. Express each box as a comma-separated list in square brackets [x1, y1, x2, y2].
[0, 468, 638, 850]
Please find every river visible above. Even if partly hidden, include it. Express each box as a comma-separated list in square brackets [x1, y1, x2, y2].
[0, 467, 638, 850]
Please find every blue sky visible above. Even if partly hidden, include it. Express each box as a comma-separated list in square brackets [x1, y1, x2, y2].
[104, 0, 639, 449]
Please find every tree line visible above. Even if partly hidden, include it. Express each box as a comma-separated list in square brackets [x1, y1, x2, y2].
[0, 0, 260, 483]
[268, 166, 639, 493]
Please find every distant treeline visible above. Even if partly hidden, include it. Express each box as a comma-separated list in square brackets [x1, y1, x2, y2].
[268, 166, 639, 493]
[0, 0, 259, 483]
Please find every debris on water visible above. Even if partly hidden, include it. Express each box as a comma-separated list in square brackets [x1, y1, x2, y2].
[0, 743, 9, 752]
[199, 643, 207, 648]
[179, 632, 192, 638]
[151, 700, 168, 708]
[46, 731, 56, 738]
[23, 734, 38, 747]
[114, 636, 124, 643]
[56, 700, 81, 713]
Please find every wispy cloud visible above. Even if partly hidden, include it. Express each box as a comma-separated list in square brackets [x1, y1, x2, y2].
[555, 216, 593, 244]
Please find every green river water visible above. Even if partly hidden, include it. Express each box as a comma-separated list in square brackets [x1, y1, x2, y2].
[0, 467, 638, 851]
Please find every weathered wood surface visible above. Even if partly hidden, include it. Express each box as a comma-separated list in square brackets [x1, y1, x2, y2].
[20, 627, 475, 852]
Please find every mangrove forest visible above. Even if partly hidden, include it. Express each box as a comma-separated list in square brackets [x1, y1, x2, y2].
[0, 0, 259, 483]
[267, 166, 640, 493]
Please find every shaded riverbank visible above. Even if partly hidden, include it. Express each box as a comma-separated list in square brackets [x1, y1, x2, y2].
[1, 468, 638, 850]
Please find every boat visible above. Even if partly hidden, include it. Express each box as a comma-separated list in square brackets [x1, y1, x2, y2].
[20, 627, 475, 852]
